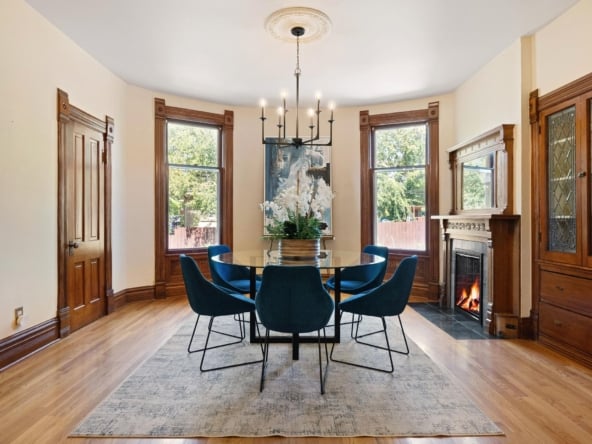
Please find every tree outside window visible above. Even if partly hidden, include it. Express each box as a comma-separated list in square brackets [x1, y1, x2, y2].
[374, 124, 427, 250]
[167, 122, 220, 249]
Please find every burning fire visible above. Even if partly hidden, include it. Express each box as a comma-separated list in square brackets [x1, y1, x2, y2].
[457, 278, 480, 314]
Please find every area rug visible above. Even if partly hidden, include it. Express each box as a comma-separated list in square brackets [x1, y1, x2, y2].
[71, 315, 503, 438]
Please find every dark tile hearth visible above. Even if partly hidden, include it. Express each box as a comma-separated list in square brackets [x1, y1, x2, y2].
[409, 302, 496, 340]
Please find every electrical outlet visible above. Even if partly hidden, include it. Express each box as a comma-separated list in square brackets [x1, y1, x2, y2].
[14, 307, 24, 326]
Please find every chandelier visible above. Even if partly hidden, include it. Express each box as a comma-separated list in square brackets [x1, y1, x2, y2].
[260, 24, 334, 149]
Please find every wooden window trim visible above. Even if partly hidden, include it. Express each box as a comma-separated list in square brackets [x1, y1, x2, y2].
[359, 102, 440, 301]
[154, 98, 234, 298]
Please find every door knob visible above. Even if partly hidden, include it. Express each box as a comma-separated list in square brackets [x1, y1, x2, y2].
[68, 240, 80, 256]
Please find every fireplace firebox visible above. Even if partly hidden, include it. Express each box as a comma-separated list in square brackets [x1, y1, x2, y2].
[454, 251, 482, 321]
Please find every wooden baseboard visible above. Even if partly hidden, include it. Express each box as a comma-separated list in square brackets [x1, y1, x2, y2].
[0, 318, 60, 371]
[1, 284, 159, 370]
[120, 285, 156, 303]
[519, 316, 535, 339]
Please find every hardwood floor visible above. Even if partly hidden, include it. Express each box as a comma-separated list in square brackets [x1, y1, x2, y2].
[1, 296, 592, 444]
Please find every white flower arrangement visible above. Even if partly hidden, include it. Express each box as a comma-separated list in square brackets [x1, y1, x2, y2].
[261, 169, 333, 239]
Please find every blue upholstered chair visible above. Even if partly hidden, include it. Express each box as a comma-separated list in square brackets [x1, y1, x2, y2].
[179, 254, 263, 372]
[325, 245, 389, 335]
[325, 245, 389, 294]
[207, 244, 261, 294]
[330, 255, 418, 373]
[255, 265, 335, 394]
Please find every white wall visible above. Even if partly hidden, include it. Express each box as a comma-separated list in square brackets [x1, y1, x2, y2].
[534, 0, 592, 96]
[0, 0, 126, 338]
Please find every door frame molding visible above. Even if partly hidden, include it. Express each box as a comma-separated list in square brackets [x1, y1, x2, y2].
[57, 89, 114, 337]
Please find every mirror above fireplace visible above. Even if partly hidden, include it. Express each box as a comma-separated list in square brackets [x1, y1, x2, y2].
[448, 124, 514, 215]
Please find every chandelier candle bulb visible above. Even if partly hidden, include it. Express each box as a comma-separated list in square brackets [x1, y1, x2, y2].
[260, 99, 266, 119]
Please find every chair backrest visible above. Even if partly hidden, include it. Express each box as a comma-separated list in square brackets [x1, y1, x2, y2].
[352, 255, 418, 317]
[362, 244, 389, 282]
[256, 265, 334, 334]
[339, 244, 389, 289]
[207, 244, 250, 285]
[180, 254, 247, 316]
[363, 244, 389, 259]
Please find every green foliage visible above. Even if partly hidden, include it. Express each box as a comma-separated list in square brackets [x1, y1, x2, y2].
[374, 125, 426, 221]
[167, 123, 219, 229]
[462, 170, 488, 209]
[265, 211, 328, 240]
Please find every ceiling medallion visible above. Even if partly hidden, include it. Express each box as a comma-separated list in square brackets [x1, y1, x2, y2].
[264, 7, 332, 43]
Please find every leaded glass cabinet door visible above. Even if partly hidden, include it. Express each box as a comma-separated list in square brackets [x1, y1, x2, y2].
[539, 98, 590, 266]
[586, 95, 592, 270]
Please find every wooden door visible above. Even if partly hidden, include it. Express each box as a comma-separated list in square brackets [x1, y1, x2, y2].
[65, 121, 106, 331]
[57, 89, 113, 335]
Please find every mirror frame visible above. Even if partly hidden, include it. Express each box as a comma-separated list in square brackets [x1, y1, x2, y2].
[448, 124, 514, 215]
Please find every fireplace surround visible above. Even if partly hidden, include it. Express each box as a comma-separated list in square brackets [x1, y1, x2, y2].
[433, 215, 520, 335]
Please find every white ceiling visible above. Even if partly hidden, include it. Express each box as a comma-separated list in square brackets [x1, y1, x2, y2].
[25, 0, 577, 108]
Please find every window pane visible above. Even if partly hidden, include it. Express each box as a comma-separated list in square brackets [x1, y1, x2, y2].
[374, 123, 427, 251]
[375, 168, 426, 250]
[167, 122, 218, 167]
[168, 166, 219, 249]
[375, 124, 426, 168]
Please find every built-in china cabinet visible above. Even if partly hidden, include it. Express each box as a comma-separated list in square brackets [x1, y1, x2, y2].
[530, 72, 592, 368]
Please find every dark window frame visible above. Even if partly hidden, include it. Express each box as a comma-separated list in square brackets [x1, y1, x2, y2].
[359, 102, 440, 301]
[154, 98, 234, 297]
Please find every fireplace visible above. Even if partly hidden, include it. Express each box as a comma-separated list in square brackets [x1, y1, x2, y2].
[453, 251, 483, 321]
[450, 240, 488, 326]
[432, 214, 520, 336]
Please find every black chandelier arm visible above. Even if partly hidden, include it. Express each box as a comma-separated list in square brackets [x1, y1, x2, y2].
[262, 117, 334, 148]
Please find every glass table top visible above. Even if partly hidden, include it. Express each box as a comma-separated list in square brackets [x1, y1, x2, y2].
[212, 249, 385, 269]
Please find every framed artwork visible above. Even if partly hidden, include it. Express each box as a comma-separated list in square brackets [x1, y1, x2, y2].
[263, 142, 332, 236]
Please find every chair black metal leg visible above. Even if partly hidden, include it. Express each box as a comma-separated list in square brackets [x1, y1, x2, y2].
[317, 327, 330, 394]
[186, 314, 264, 372]
[209, 313, 247, 341]
[259, 329, 270, 392]
[188, 315, 245, 354]
[353, 315, 409, 355]
[350, 313, 362, 338]
[187, 314, 201, 353]
[199, 317, 216, 371]
[331, 310, 361, 333]
[330, 314, 412, 373]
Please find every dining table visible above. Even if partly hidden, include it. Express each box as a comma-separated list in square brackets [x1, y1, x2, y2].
[211, 249, 386, 360]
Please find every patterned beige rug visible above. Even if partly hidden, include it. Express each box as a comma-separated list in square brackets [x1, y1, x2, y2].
[71, 314, 503, 438]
